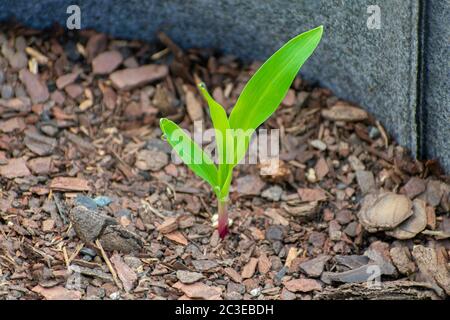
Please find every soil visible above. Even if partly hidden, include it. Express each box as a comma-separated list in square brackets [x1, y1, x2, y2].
[0, 22, 449, 300]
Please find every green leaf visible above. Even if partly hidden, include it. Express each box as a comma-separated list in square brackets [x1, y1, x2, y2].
[197, 82, 232, 188]
[160, 118, 219, 191]
[229, 25, 323, 133]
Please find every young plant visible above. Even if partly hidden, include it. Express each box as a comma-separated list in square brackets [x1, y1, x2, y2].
[160, 26, 323, 238]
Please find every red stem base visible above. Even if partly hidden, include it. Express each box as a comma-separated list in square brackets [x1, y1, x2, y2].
[218, 200, 229, 239]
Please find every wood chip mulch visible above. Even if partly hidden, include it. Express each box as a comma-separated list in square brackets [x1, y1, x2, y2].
[0, 23, 449, 300]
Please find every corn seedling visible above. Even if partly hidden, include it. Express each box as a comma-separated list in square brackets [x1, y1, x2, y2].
[160, 26, 323, 238]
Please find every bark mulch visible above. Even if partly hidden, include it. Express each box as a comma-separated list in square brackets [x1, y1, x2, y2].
[0, 23, 449, 300]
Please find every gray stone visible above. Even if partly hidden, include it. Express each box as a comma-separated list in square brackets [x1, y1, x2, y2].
[0, 0, 448, 172]
[80, 247, 97, 258]
[135, 149, 168, 171]
[261, 185, 283, 202]
[69, 205, 143, 253]
[69, 205, 116, 242]
[176, 270, 203, 284]
[265, 225, 284, 242]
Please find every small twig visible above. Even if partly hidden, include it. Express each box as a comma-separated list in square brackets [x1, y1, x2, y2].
[68, 243, 84, 265]
[141, 200, 166, 219]
[95, 239, 122, 290]
[62, 246, 70, 268]
[375, 120, 389, 148]
[53, 193, 69, 224]
[199, 196, 212, 216]
[107, 146, 135, 180]
[151, 47, 170, 60]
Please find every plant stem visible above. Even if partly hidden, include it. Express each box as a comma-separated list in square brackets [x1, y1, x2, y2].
[217, 199, 229, 239]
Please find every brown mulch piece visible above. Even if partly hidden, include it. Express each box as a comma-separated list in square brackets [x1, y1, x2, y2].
[0, 23, 449, 300]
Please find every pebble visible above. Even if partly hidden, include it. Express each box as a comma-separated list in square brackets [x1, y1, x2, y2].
[0, 70, 4, 84]
[306, 168, 317, 183]
[343, 221, 360, 237]
[135, 149, 168, 171]
[109, 292, 121, 300]
[272, 241, 283, 255]
[74, 196, 97, 212]
[146, 138, 172, 154]
[93, 196, 113, 207]
[250, 287, 261, 297]
[261, 185, 283, 201]
[265, 225, 284, 242]
[80, 247, 97, 258]
[368, 126, 380, 139]
[309, 139, 327, 151]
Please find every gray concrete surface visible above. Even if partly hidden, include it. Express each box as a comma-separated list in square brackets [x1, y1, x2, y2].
[0, 0, 448, 171]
